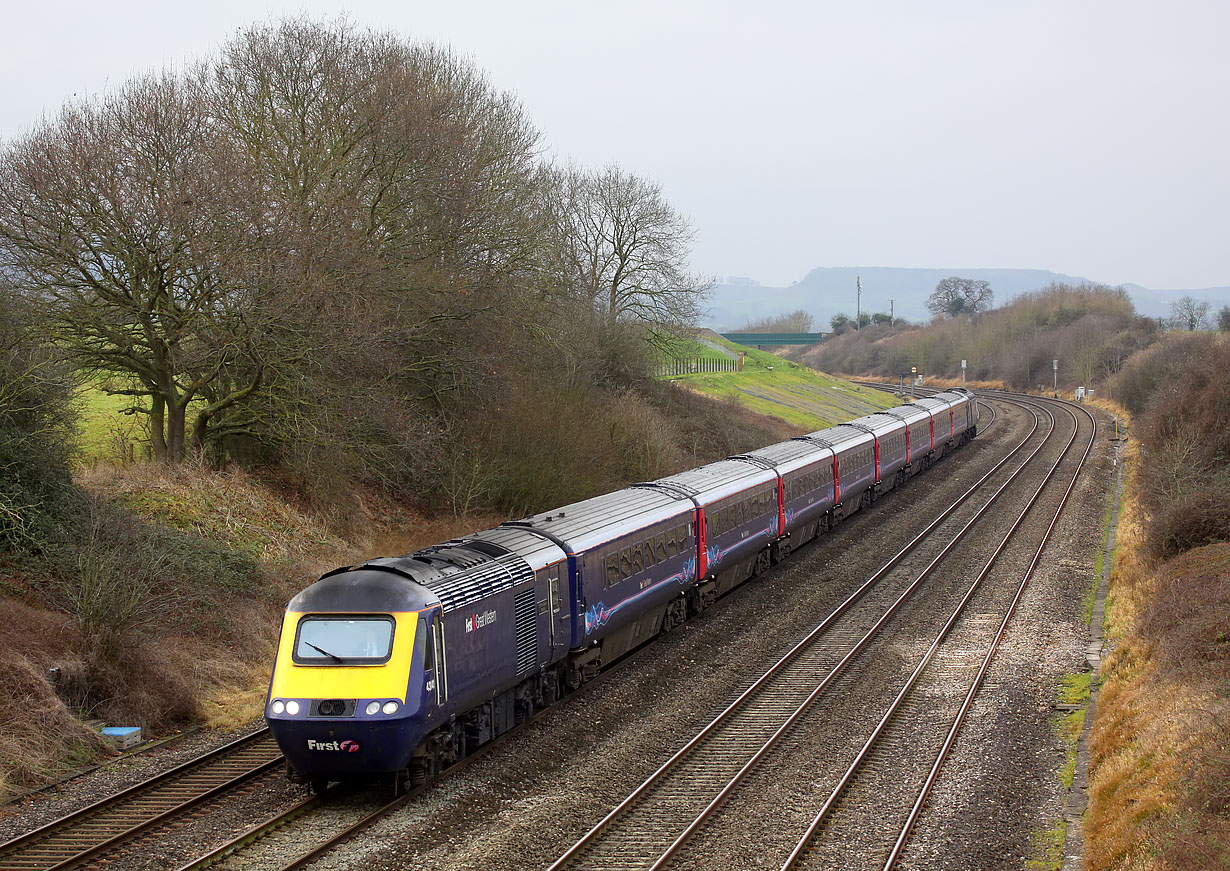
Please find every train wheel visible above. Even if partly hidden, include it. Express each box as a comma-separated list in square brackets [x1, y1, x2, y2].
[309, 776, 329, 795]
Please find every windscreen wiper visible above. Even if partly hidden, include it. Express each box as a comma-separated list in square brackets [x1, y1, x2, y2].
[304, 641, 344, 663]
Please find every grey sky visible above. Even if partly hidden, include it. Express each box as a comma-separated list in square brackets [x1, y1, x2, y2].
[3, 1, 1227, 290]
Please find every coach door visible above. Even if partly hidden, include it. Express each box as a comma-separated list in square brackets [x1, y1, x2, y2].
[427, 611, 448, 707]
[548, 564, 566, 655]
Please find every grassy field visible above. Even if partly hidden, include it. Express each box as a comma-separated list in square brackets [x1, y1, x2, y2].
[75, 384, 147, 465]
[660, 338, 900, 430]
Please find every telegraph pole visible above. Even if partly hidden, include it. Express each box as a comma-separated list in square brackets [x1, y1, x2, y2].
[889, 298, 895, 327]
[856, 276, 862, 330]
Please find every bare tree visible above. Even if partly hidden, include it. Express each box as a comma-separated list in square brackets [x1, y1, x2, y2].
[927, 277, 994, 319]
[1171, 295, 1211, 331]
[743, 309, 815, 332]
[0, 73, 267, 462]
[549, 164, 710, 338]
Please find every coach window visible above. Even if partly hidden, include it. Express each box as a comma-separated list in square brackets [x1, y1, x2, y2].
[632, 543, 644, 574]
[654, 533, 668, 563]
[620, 548, 633, 579]
[605, 554, 620, 587]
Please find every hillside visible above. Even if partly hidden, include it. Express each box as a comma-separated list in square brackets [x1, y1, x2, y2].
[663, 335, 898, 428]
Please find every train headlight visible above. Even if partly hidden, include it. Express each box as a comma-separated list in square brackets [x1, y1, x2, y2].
[271, 700, 285, 715]
[285, 700, 301, 715]
[382, 701, 399, 715]
[365, 701, 381, 716]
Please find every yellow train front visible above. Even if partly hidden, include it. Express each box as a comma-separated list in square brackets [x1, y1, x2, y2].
[265, 565, 440, 791]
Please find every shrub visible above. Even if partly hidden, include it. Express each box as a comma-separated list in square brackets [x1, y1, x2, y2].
[0, 288, 80, 553]
[1146, 485, 1230, 562]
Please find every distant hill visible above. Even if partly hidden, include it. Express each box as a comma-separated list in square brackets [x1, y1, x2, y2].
[1118, 283, 1230, 319]
[703, 267, 1229, 330]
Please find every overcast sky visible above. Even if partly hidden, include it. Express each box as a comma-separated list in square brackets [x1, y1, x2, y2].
[4, 1, 1227, 290]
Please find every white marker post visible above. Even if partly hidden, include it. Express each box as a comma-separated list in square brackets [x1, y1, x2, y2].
[961, 359, 967, 384]
[1053, 359, 1059, 396]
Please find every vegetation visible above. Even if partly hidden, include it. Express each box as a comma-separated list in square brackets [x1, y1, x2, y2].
[1085, 334, 1230, 871]
[926, 276, 994, 319]
[1170, 295, 1211, 331]
[663, 341, 899, 430]
[742, 309, 816, 332]
[795, 283, 1157, 391]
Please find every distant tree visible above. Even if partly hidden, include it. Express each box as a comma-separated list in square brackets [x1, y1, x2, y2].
[830, 313, 852, 332]
[743, 309, 815, 332]
[927, 277, 994, 319]
[870, 311, 893, 326]
[1171, 296, 1210, 331]
[549, 164, 710, 338]
[1219, 304, 1230, 331]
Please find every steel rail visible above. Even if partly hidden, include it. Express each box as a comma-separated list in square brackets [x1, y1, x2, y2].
[778, 397, 1091, 870]
[879, 397, 1098, 870]
[546, 394, 1053, 871]
[0, 729, 281, 871]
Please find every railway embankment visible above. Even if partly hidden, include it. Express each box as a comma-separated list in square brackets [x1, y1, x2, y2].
[1082, 335, 1230, 871]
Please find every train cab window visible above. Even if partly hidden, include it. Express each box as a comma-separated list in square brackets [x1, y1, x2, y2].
[293, 615, 394, 665]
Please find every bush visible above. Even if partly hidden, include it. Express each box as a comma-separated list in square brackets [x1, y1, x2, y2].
[0, 288, 80, 553]
[797, 283, 1155, 390]
[1148, 487, 1230, 561]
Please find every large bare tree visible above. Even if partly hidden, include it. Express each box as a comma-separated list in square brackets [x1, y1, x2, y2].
[1170, 295, 1210, 331]
[926, 276, 994, 319]
[0, 73, 265, 462]
[550, 165, 709, 337]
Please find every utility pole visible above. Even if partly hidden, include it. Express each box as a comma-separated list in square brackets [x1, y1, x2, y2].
[889, 298, 895, 328]
[856, 276, 862, 331]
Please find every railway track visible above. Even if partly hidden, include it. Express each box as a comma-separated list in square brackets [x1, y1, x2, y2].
[778, 396, 1097, 870]
[542, 393, 1090, 871]
[0, 730, 282, 871]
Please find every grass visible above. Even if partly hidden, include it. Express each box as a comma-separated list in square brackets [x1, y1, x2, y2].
[75, 383, 146, 465]
[1025, 817, 1068, 871]
[1084, 486, 1117, 624]
[660, 340, 900, 430]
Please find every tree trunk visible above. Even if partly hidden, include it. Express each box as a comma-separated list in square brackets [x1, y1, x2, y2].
[150, 395, 168, 462]
[166, 401, 187, 463]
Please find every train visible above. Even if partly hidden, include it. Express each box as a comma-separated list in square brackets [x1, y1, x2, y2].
[265, 388, 978, 792]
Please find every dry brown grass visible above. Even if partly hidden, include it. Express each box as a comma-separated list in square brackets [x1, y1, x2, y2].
[1085, 421, 1230, 871]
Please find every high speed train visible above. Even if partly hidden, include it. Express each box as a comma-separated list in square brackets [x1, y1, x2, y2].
[265, 389, 977, 792]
